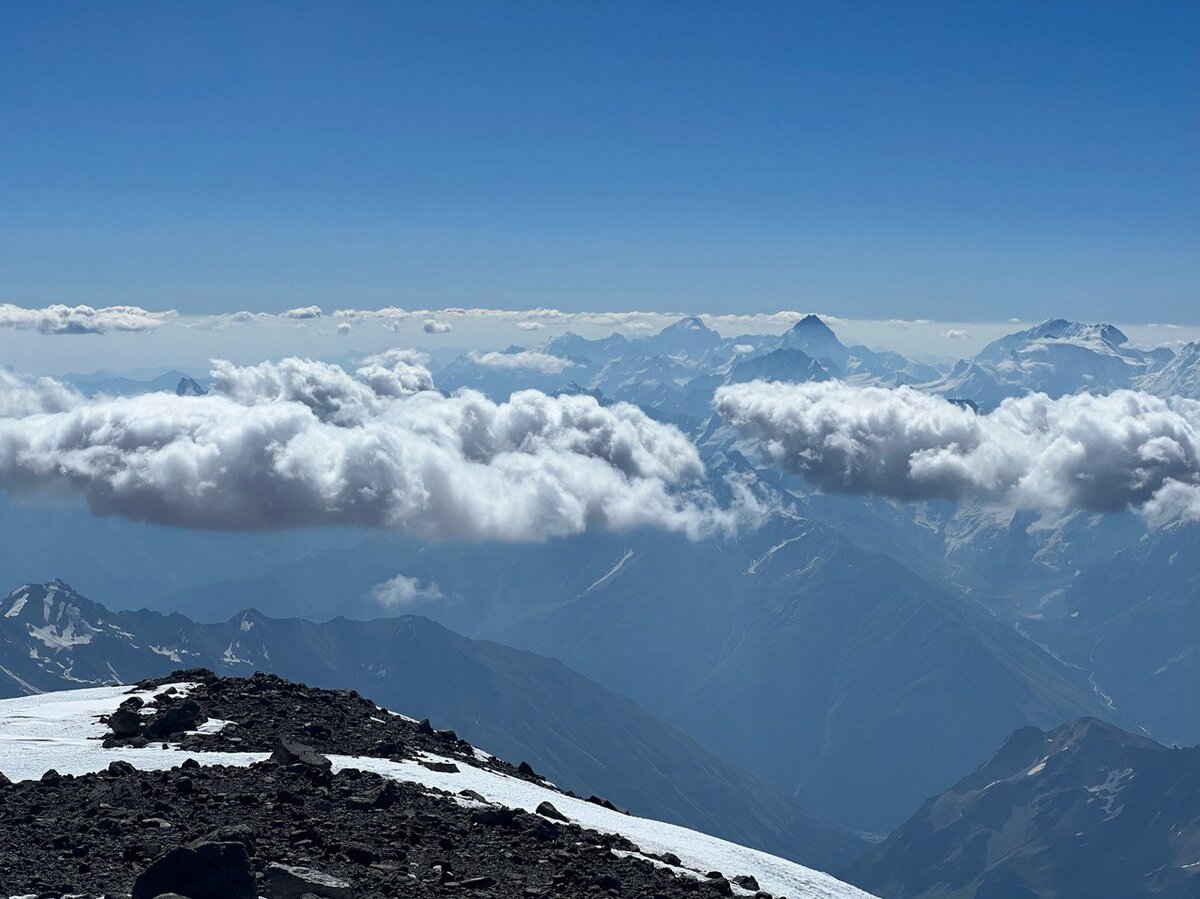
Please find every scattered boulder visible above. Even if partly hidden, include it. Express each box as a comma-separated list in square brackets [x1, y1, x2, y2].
[270, 739, 332, 770]
[446, 875, 496, 889]
[536, 801, 568, 822]
[131, 841, 255, 899]
[733, 874, 761, 891]
[107, 706, 143, 738]
[419, 759, 460, 774]
[145, 698, 205, 738]
[264, 862, 353, 899]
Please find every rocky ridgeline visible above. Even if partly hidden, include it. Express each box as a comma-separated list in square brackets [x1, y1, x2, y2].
[0, 671, 776, 899]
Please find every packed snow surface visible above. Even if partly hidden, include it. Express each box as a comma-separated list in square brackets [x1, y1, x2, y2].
[0, 685, 874, 899]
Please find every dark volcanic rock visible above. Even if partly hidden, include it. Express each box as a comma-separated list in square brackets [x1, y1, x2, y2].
[270, 738, 332, 770]
[0, 671, 802, 899]
[265, 861, 353, 898]
[131, 840, 255, 899]
[145, 696, 205, 737]
[536, 800, 568, 822]
[107, 706, 143, 737]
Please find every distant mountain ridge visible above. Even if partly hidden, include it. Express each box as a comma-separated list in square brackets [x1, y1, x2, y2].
[844, 717, 1200, 898]
[0, 579, 864, 870]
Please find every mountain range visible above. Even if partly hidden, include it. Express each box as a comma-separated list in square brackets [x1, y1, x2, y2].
[0, 579, 863, 870]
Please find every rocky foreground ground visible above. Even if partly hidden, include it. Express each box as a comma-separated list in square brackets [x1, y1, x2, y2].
[0, 670, 781, 899]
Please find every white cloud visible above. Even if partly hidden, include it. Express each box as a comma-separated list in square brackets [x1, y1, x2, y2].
[715, 380, 1200, 524]
[467, 350, 576, 374]
[0, 303, 174, 335]
[0, 359, 752, 541]
[733, 344, 755, 354]
[0, 369, 82, 417]
[423, 319, 452, 334]
[516, 321, 545, 331]
[369, 574, 443, 608]
[282, 306, 323, 319]
[940, 329, 969, 340]
[336, 322, 352, 336]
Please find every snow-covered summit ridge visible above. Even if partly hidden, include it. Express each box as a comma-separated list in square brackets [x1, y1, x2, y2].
[0, 681, 875, 899]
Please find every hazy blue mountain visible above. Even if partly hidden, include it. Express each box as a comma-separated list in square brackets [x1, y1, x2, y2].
[542, 330, 631, 364]
[922, 318, 1176, 408]
[639, 315, 726, 357]
[0, 579, 864, 870]
[502, 517, 1116, 832]
[844, 718, 1200, 899]
[62, 368, 210, 397]
[1023, 523, 1200, 746]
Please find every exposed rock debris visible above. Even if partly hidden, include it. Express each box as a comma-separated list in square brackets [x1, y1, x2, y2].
[0, 670, 779, 899]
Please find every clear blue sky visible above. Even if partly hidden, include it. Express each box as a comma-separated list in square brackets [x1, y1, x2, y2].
[2, 1, 1196, 322]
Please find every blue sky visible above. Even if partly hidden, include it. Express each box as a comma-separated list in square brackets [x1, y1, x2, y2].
[2, 1, 1196, 322]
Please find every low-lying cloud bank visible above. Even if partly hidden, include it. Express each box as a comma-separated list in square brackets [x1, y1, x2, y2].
[715, 380, 1200, 526]
[0, 356, 753, 541]
[0, 303, 175, 334]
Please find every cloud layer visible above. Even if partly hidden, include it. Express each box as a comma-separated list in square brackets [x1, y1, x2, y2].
[0, 303, 174, 334]
[715, 380, 1200, 524]
[0, 355, 746, 541]
[467, 350, 576, 374]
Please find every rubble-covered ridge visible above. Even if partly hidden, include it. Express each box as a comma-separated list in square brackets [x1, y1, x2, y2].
[0, 754, 720, 899]
[0, 671, 869, 899]
[123, 669, 560, 791]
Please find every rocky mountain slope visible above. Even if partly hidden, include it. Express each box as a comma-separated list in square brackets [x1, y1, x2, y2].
[0, 580, 862, 870]
[0, 671, 874, 899]
[843, 718, 1200, 899]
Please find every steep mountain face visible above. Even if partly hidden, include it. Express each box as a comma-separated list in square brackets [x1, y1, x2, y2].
[843, 718, 1200, 899]
[1139, 340, 1200, 398]
[0, 581, 864, 869]
[778, 315, 851, 371]
[766, 315, 939, 385]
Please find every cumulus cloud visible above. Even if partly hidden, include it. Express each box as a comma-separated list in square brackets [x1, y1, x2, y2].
[423, 319, 452, 334]
[715, 380, 1200, 524]
[940, 329, 969, 340]
[336, 322, 352, 336]
[0, 303, 175, 335]
[208, 354, 434, 427]
[369, 574, 443, 608]
[516, 321, 545, 331]
[0, 358, 751, 541]
[0, 369, 82, 417]
[467, 350, 576, 374]
[282, 306, 323, 319]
